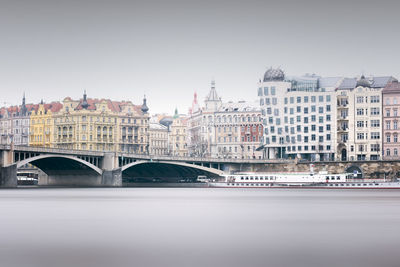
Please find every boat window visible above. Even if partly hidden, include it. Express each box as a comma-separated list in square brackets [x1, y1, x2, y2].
[245, 177, 249, 180]
[260, 177, 263, 180]
[255, 177, 259, 180]
[241, 177, 244, 180]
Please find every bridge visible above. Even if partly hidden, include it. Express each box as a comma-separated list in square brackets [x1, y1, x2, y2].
[0, 145, 286, 187]
[1, 145, 399, 187]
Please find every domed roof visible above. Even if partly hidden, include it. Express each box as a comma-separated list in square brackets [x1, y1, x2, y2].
[356, 75, 371, 88]
[263, 67, 285, 82]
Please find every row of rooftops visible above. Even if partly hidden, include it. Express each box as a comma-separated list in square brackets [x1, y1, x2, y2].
[262, 67, 399, 90]
[0, 92, 149, 119]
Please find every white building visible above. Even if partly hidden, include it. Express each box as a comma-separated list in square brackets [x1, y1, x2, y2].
[258, 68, 340, 161]
[187, 81, 263, 159]
[0, 95, 32, 145]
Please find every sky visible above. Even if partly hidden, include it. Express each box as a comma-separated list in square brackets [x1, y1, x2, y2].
[0, 0, 399, 114]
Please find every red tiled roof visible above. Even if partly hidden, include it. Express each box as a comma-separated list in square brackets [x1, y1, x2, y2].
[383, 81, 400, 93]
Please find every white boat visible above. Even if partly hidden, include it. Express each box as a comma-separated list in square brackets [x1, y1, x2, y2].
[207, 165, 400, 189]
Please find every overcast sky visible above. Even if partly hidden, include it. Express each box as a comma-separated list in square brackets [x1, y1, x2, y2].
[1, 0, 399, 114]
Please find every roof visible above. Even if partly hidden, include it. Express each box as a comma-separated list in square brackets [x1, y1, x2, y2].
[338, 76, 398, 89]
[149, 122, 168, 130]
[218, 100, 261, 113]
[383, 81, 400, 94]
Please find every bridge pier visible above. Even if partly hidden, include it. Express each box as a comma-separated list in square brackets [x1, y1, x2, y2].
[0, 164, 17, 188]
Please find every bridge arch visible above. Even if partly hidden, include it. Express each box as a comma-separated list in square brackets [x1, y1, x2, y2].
[15, 154, 103, 175]
[345, 165, 363, 179]
[121, 160, 224, 182]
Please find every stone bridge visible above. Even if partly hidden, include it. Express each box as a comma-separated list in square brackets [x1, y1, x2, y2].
[0, 145, 399, 187]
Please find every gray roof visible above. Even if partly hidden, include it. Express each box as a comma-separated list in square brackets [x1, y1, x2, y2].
[338, 76, 397, 89]
[218, 101, 261, 113]
[319, 77, 343, 88]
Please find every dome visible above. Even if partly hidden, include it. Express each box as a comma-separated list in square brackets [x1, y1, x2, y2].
[263, 67, 285, 82]
[356, 75, 371, 88]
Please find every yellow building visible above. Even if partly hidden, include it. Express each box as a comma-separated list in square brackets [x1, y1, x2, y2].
[52, 92, 149, 152]
[170, 109, 188, 156]
[29, 101, 63, 147]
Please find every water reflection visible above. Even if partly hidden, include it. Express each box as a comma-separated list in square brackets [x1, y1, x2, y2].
[0, 188, 400, 267]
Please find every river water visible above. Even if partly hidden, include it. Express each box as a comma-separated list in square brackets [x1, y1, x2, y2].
[1, 188, 400, 267]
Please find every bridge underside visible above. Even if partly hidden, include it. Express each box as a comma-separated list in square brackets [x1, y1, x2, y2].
[123, 162, 221, 182]
[27, 157, 103, 186]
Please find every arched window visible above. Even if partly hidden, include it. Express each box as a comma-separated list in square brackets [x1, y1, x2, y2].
[395, 148, 398, 156]
[387, 148, 391, 156]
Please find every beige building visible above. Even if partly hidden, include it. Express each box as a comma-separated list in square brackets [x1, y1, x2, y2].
[169, 109, 188, 157]
[336, 76, 396, 161]
[149, 122, 168, 155]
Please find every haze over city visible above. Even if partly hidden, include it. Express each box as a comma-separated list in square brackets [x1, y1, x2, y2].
[1, 0, 399, 114]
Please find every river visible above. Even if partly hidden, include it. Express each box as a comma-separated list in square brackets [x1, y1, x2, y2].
[1, 188, 400, 267]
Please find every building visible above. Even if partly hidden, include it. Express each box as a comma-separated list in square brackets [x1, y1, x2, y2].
[214, 101, 263, 159]
[258, 68, 339, 161]
[187, 81, 263, 159]
[0, 94, 33, 145]
[30, 101, 63, 147]
[383, 81, 400, 159]
[169, 109, 188, 157]
[52, 92, 149, 152]
[148, 121, 168, 155]
[336, 75, 396, 161]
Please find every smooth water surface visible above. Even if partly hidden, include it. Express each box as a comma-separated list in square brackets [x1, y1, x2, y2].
[1, 188, 400, 267]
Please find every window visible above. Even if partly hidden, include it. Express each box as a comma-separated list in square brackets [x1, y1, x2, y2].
[371, 144, 380, 152]
[371, 108, 380, 115]
[395, 109, 398, 116]
[371, 120, 380, 127]
[311, 96, 316, 103]
[387, 149, 390, 156]
[304, 96, 309, 103]
[271, 87, 276, 95]
[386, 109, 390, 117]
[386, 121, 391, 130]
[371, 96, 380, 103]
[297, 96, 301, 103]
[258, 88, 263, 96]
[395, 148, 398, 156]
[311, 115, 316, 122]
[326, 115, 331, 121]
[371, 132, 380, 140]
[290, 97, 294, 104]
[357, 121, 365, 128]
[319, 126, 323, 133]
[387, 134, 391, 143]
[284, 98, 288, 104]
[319, 107, 323, 113]
[264, 87, 269, 95]
[272, 98, 277, 105]
[326, 95, 331, 102]
[304, 107, 309, 114]
[357, 133, 365, 140]
[357, 109, 364, 115]
[311, 106, 316, 112]
[394, 121, 398, 130]
[394, 134, 398, 143]
[319, 116, 323, 123]
[319, 96, 323, 102]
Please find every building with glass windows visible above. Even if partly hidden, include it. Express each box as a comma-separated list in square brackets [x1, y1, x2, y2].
[258, 68, 340, 161]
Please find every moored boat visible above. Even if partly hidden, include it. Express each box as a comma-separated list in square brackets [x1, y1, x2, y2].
[207, 167, 400, 189]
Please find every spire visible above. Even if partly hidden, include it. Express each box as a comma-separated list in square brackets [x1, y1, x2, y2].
[173, 107, 179, 119]
[141, 94, 149, 114]
[21, 92, 27, 116]
[40, 99, 44, 105]
[81, 90, 89, 109]
[206, 79, 220, 101]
